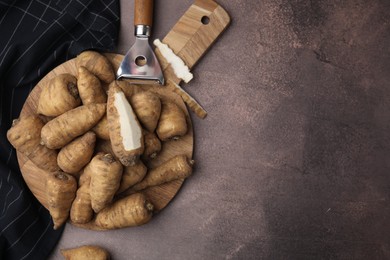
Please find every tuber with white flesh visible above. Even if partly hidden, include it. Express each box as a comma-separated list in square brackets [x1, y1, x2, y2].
[107, 83, 144, 166]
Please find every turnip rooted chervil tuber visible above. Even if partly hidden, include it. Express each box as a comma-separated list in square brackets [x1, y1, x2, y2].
[107, 82, 144, 166]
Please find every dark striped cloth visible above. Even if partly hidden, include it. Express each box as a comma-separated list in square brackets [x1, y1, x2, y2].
[0, 0, 120, 259]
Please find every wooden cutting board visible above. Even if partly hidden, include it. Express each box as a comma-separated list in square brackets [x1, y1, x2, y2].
[17, 0, 230, 230]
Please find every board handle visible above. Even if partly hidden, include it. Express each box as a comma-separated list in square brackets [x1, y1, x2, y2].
[134, 0, 153, 27]
[157, 0, 230, 73]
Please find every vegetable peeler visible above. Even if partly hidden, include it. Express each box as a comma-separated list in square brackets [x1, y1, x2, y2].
[116, 0, 164, 85]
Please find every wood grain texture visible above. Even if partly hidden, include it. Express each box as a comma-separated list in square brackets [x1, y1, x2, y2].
[134, 0, 154, 26]
[17, 54, 193, 230]
[17, 0, 230, 231]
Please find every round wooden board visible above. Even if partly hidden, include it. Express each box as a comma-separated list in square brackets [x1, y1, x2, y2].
[17, 53, 193, 230]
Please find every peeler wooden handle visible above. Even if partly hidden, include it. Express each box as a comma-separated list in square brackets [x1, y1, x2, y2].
[134, 0, 153, 27]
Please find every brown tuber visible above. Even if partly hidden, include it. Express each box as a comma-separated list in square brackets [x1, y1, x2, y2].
[88, 153, 123, 213]
[76, 51, 115, 84]
[142, 131, 161, 161]
[70, 171, 93, 224]
[61, 245, 110, 260]
[77, 66, 107, 105]
[130, 154, 194, 192]
[46, 171, 77, 229]
[156, 101, 188, 141]
[41, 103, 106, 149]
[130, 91, 161, 132]
[117, 160, 147, 194]
[92, 115, 110, 140]
[7, 115, 59, 172]
[57, 131, 96, 175]
[37, 74, 80, 117]
[95, 193, 154, 229]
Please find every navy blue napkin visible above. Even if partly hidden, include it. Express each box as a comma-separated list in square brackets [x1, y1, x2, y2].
[0, 1, 119, 259]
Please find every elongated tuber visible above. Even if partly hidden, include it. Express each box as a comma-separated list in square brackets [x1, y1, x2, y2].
[89, 153, 123, 213]
[7, 115, 59, 172]
[70, 175, 93, 224]
[117, 160, 147, 194]
[95, 193, 154, 229]
[41, 103, 106, 149]
[37, 74, 80, 117]
[130, 154, 193, 192]
[142, 131, 161, 161]
[76, 51, 115, 84]
[77, 66, 107, 105]
[130, 91, 161, 132]
[156, 101, 188, 141]
[46, 171, 77, 229]
[57, 131, 96, 175]
[61, 245, 110, 260]
[107, 84, 144, 166]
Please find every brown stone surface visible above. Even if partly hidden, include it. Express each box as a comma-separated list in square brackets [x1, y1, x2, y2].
[49, 0, 390, 259]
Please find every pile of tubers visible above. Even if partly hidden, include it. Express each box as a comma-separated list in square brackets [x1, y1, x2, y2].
[7, 51, 194, 230]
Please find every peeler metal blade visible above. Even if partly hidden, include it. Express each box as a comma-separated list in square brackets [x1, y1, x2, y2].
[116, 37, 164, 85]
[116, 0, 164, 85]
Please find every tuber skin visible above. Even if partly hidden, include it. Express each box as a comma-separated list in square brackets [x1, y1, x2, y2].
[46, 171, 77, 229]
[130, 154, 194, 192]
[92, 115, 110, 140]
[107, 84, 144, 166]
[156, 101, 188, 141]
[57, 131, 96, 175]
[77, 66, 107, 105]
[130, 91, 161, 133]
[142, 131, 161, 161]
[70, 172, 93, 224]
[61, 245, 110, 260]
[110, 80, 141, 101]
[89, 153, 123, 213]
[76, 51, 115, 84]
[37, 74, 80, 117]
[117, 160, 147, 194]
[41, 103, 106, 149]
[7, 115, 59, 172]
[95, 193, 154, 229]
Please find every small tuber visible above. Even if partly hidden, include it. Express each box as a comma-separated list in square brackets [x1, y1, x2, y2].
[88, 153, 123, 213]
[156, 101, 188, 141]
[61, 245, 110, 260]
[95, 193, 154, 229]
[130, 154, 193, 192]
[77, 66, 107, 105]
[142, 131, 161, 161]
[70, 171, 93, 224]
[37, 74, 80, 117]
[57, 131, 96, 175]
[130, 91, 161, 133]
[7, 115, 59, 172]
[117, 160, 147, 194]
[76, 51, 115, 84]
[46, 171, 77, 229]
[41, 103, 106, 149]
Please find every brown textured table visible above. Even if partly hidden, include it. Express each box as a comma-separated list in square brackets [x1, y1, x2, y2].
[49, 0, 390, 259]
